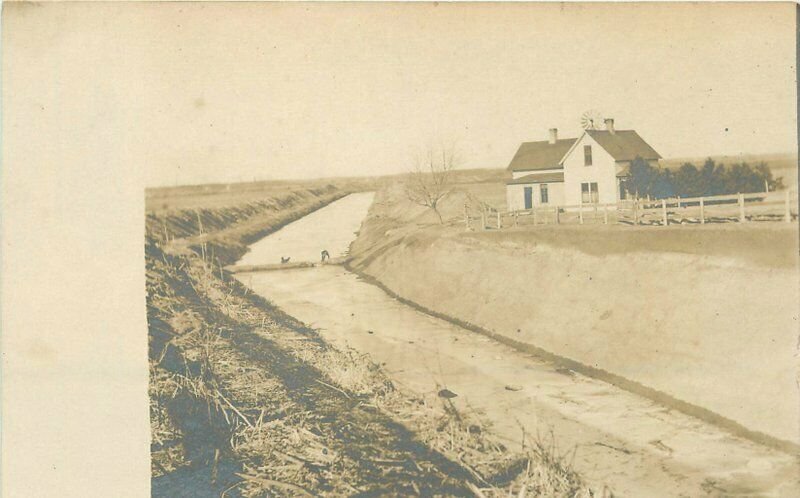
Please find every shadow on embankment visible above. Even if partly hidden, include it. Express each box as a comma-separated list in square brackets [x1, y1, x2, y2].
[344, 260, 800, 457]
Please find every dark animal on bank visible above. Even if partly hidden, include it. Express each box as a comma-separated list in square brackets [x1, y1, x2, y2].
[320, 250, 330, 262]
[281, 256, 290, 264]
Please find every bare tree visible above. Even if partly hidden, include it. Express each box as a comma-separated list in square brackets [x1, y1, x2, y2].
[404, 143, 459, 224]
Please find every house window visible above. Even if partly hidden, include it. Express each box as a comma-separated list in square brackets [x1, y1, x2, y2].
[584, 145, 593, 166]
[540, 184, 549, 204]
[581, 182, 599, 204]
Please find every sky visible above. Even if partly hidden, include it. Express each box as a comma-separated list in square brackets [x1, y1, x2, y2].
[5, 2, 797, 187]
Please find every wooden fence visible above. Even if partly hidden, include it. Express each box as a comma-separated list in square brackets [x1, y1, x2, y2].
[465, 189, 798, 230]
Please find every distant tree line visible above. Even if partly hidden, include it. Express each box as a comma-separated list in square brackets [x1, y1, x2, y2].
[625, 157, 785, 200]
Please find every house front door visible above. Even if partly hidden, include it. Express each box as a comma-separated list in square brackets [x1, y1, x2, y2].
[524, 187, 533, 210]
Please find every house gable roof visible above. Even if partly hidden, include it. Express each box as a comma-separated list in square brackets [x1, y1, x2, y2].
[585, 130, 661, 161]
[507, 138, 577, 172]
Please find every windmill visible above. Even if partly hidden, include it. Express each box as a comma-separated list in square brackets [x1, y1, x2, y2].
[580, 110, 605, 130]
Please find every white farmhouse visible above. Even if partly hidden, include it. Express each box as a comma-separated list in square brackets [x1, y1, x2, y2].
[506, 119, 661, 211]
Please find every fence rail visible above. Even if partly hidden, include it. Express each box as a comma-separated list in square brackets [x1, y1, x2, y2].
[465, 189, 797, 230]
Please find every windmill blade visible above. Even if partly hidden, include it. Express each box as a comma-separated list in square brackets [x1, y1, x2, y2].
[580, 110, 604, 130]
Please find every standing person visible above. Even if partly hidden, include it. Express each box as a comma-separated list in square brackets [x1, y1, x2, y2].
[320, 249, 330, 262]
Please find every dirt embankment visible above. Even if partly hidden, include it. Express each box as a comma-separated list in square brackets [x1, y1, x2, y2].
[147, 188, 593, 497]
[147, 185, 347, 262]
[349, 186, 800, 450]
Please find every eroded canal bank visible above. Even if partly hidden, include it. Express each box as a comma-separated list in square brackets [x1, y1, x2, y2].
[233, 192, 800, 496]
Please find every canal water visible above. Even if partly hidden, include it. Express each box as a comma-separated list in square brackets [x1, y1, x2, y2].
[235, 193, 799, 497]
[237, 192, 376, 266]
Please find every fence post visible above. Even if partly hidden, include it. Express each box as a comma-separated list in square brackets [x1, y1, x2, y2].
[514, 211, 518, 227]
[603, 204, 608, 224]
[786, 190, 792, 222]
[634, 199, 639, 225]
[738, 193, 745, 223]
[555, 207, 560, 224]
[662, 199, 668, 227]
[579, 204, 584, 224]
[699, 197, 705, 224]
[677, 196, 681, 209]
[496, 211, 501, 229]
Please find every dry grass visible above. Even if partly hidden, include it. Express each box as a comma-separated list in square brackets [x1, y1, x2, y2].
[149, 364, 187, 477]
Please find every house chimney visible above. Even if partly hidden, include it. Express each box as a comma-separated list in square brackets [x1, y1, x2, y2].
[548, 128, 558, 144]
[604, 118, 615, 134]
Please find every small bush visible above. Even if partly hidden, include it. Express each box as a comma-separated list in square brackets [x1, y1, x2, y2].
[626, 157, 784, 199]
